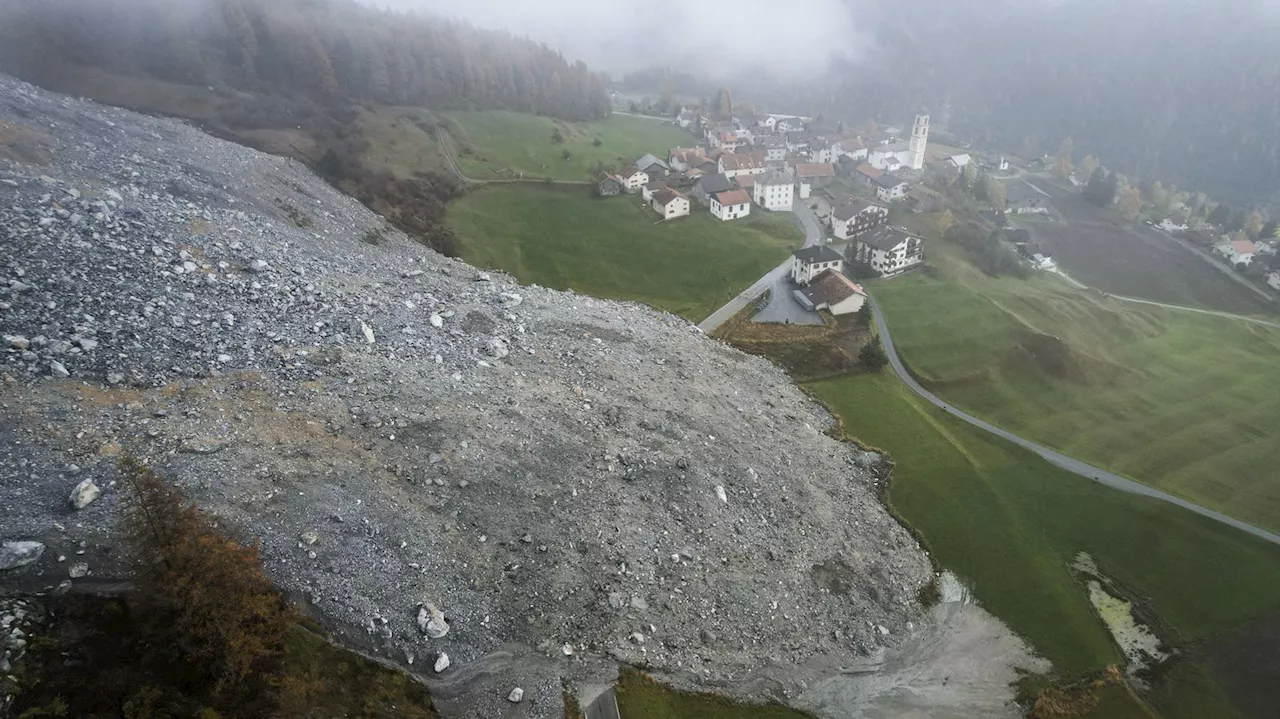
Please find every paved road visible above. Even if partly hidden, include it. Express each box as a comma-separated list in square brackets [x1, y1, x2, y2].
[699, 202, 825, 332]
[868, 297, 1280, 547]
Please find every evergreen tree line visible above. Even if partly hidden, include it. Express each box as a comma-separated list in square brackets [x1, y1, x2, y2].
[0, 0, 611, 122]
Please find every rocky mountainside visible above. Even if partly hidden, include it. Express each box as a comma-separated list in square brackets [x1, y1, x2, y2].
[0, 76, 1039, 718]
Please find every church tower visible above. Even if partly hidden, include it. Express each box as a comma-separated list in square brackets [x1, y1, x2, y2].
[908, 114, 930, 170]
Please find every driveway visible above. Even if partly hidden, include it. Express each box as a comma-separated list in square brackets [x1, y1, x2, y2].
[868, 297, 1280, 547]
[750, 202, 826, 325]
[698, 202, 827, 331]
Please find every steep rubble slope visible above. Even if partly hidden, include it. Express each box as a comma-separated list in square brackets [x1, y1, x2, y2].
[0, 76, 938, 715]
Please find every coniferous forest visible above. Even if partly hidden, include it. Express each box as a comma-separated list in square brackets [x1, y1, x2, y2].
[0, 0, 614, 256]
[0, 0, 611, 122]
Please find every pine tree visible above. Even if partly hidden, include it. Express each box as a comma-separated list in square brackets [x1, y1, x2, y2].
[859, 337, 889, 372]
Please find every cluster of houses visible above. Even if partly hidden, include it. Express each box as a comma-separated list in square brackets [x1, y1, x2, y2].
[598, 109, 951, 226]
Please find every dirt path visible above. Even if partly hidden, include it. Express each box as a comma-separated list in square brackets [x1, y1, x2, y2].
[435, 124, 589, 187]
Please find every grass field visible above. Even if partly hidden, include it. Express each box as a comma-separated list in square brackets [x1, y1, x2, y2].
[807, 371, 1280, 718]
[442, 110, 694, 181]
[868, 232, 1280, 533]
[447, 183, 802, 321]
[1026, 182, 1275, 316]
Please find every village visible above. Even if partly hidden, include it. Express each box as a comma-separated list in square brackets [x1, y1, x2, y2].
[594, 103, 1280, 324]
[595, 107, 1038, 322]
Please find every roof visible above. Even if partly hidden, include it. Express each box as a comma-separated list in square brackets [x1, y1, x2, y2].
[855, 163, 883, 180]
[636, 153, 669, 171]
[618, 166, 646, 180]
[758, 169, 793, 187]
[800, 269, 866, 306]
[1233, 240, 1259, 254]
[874, 173, 907, 189]
[794, 163, 836, 179]
[735, 174, 757, 189]
[720, 152, 766, 171]
[947, 153, 972, 167]
[860, 226, 919, 252]
[696, 173, 735, 194]
[833, 199, 885, 221]
[652, 188, 686, 206]
[644, 180, 669, 191]
[793, 245, 845, 264]
[715, 189, 752, 206]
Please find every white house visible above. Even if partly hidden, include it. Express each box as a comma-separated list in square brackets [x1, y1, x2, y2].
[1267, 272, 1280, 291]
[641, 180, 668, 202]
[850, 226, 924, 277]
[777, 117, 804, 133]
[869, 142, 909, 171]
[754, 169, 795, 211]
[1157, 218, 1188, 233]
[616, 167, 649, 193]
[650, 189, 690, 220]
[676, 110, 698, 128]
[831, 200, 889, 240]
[838, 137, 869, 162]
[718, 152, 768, 179]
[1222, 239, 1258, 265]
[791, 245, 845, 284]
[710, 189, 752, 221]
[794, 269, 867, 315]
[758, 115, 778, 132]
[945, 154, 972, 171]
[875, 174, 910, 202]
[809, 140, 837, 164]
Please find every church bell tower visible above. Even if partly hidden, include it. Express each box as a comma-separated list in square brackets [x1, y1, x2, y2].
[908, 114, 930, 170]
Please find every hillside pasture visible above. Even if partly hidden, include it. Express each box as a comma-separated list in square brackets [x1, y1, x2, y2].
[447, 183, 802, 322]
[442, 110, 694, 181]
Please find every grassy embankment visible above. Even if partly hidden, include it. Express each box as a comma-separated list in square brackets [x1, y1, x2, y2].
[614, 668, 815, 719]
[442, 110, 693, 181]
[808, 370, 1280, 719]
[869, 224, 1280, 533]
[448, 183, 803, 322]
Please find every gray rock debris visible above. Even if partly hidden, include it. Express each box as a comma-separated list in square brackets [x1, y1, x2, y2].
[68, 478, 101, 510]
[0, 542, 44, 571]
[417, 603, 449, 639]
[0, 73, 935, 715]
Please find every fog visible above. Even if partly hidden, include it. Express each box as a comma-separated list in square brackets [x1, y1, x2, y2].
[362, 0, 876, 78]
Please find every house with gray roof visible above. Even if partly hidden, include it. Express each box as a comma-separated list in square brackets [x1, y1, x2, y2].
[791, 245, 845, 284]
[848, 225, 923, 277]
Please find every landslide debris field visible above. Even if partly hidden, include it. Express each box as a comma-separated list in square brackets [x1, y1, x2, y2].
[0, 76, 985, 717]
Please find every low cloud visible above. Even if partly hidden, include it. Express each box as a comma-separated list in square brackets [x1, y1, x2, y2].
[363, 0, 874, 78]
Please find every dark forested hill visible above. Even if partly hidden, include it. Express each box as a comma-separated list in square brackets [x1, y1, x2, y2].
[0, 0, 615, 257]
[0, 0, 610, 122]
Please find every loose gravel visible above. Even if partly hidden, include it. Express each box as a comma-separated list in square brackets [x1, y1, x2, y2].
[0, 75, 946, 717]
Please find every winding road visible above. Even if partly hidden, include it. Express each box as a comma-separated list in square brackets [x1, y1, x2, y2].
[867, 297, 1280, 547]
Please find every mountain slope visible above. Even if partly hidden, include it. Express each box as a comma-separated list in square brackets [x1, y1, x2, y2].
[0, 74, 1043, 717]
